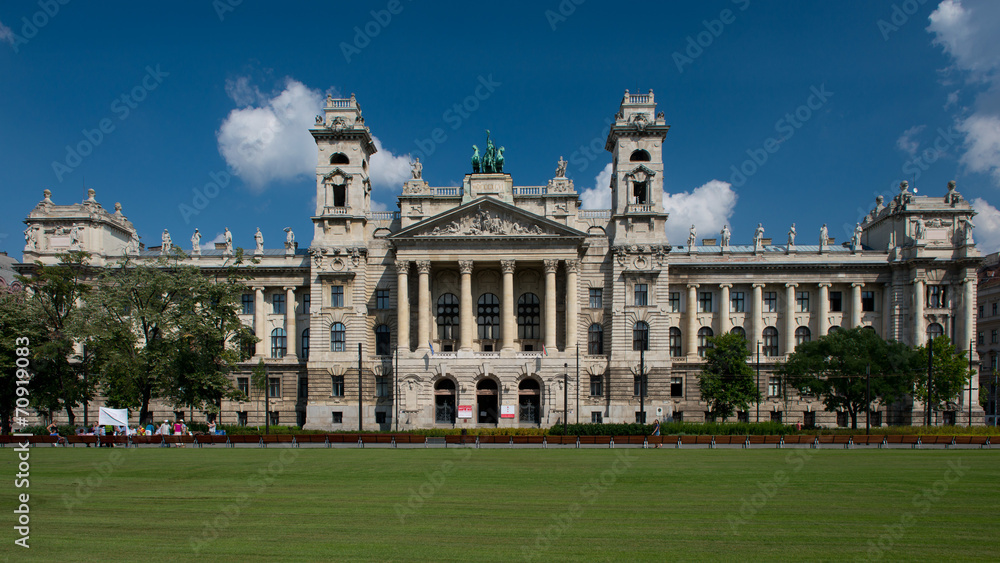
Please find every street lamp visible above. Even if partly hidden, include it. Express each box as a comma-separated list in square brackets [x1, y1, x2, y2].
[756, 341, 761, 423]
[564, 363, 569, 435]
[639, 345, 646, 425]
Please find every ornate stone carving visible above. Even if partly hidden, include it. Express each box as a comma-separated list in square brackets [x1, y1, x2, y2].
[720, 225, 731, 246]
[753, 223, 764, 251]
[555, 156, 567, 178]
[254, 227, 263, 254]
[416, 261, 431, 275]
[427, 209, 546, 236]
[944, 180, 963, 206]
[565, 259, 580, 274]
[819, 224, 829, 247]
[410, 158, 422, 180]
[191, 229, 201, 255]
[458, 260, 474, 274]
[787, 223, 796, 246]
[543, 259, 559, 274]
[160, 229, 170, 255]
[223, 227, 233, 257]
[395, 260, 409, 275]
[331, 116, 346, 131]
[687, 224, 696, 247]
[500, 260, 516, 274]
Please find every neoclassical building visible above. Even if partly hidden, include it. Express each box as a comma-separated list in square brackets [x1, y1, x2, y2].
[19, 90, 983, 429]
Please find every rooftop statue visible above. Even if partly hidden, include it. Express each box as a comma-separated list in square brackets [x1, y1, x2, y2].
[474, 130, 505, 174]
[471, 145, 480, 173]
[555, 156, 567, 178]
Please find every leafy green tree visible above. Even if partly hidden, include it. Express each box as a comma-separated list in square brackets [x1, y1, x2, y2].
[699, 332, 761, 421]
[251, 358, 267, 426]
[0, 289, 43, 433]
[914, 335, 975, 418]
[778, 327, 921, 429]
[18, 252, 94, 424]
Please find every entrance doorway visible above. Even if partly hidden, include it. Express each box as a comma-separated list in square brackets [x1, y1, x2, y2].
[477, 379, 498, 424]
[435, 379, 456, 424]
[518, 379, 541, 424]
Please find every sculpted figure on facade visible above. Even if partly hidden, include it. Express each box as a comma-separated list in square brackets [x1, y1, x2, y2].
[284, 227, 295, 249]
[960, 217, 975, 245]
[191, 229, 201, 255]
[254, 227, 264, 254]
[160, 229, 171, 255]
[753, 223, 764, 251]
[687, 224, 697, 247]
[852, 223, 862, 251]
[555, 156, 567, 178]
[24, 227, 36, 252]
[787, 223, 796, 246]
[944, 180, 962, 206]
[224, 227, 233, 257]
[720, 224, 731, 246]
[126, 234, 139, 256]
[819, 223, 829, 247]
[410, 158, 422, 180]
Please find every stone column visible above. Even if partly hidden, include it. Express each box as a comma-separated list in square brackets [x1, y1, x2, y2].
[686, 284, 699, 357]
[752, 283, 764, 349]
[417, 261, 431, 351]
[851, 282, 864, 328]
[962, 277, 975, 352]
[396, 261, 409, 353]
[818, 283, 830, 337]
[501, 260, 516, 351]
[544, 259, 558, 351]
[913, 279, 925, 346]
[284, 286, 297, 360]
[565, 259, 579, 351]
[785, 283, 797, 355]
[719, 284, 731, 335]
[254, 286, 265, 356]
[459, 260, 474, 351]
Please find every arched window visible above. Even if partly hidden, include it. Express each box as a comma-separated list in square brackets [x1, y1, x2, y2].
[927, 323, 944, 340]
[730, 326, 746, 339]
[588, 324, 604, 355]
[437, 293, 459, 341]
[697, 327, 714, 357]
[374, 324, 390, 356]
[477, 293, 500, 340]
[518, 293, 541, 340]
[828, 326, 842, 335]
[330, 153, 349, 165]
[669, 327, 682, 357]
[301, 328, 310, 359]
[633, 321, 649, 351]
[630, 149, 651, 162]
[795, 326, 811, 347]
[270, 328, 287, 359]
[763, 326, 779, 356]
[330, 322, 346, 352]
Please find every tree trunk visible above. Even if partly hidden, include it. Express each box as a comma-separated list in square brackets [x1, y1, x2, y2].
[850, 408, 858, 429]
[139, 386, 152, 426]
[65, 404, 76, 426]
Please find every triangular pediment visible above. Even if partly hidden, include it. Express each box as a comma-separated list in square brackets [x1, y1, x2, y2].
[390, 197, 587, 240]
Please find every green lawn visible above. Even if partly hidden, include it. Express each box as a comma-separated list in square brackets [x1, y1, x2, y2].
[4, 447, 998, 562]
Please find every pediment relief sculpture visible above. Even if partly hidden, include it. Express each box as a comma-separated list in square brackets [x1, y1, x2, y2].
[424, 209, 547, 237]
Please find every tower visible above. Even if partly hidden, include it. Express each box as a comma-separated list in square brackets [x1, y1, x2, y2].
[605, 89, 670, 247]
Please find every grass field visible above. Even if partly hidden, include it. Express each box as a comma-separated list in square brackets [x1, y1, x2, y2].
[4, 447, 998, 562]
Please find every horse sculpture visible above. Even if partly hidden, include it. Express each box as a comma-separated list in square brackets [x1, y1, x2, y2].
[496, 146, 505, 173]
[471, 145, 481, 173]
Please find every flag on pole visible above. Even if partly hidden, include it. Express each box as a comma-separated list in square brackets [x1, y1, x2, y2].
[428, 341, 435, 356]
[541, 343, 548, 356]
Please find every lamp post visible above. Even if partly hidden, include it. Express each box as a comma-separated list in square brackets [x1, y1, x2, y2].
[264, 362, 270, 435]
[926, 336, 934, 427]
[756, 341, 761, 423]
[968, 339, 973, 428]
[358, 342, 363, 433]
[564, 363, 569, 435]
[639, 345, 645, 424]
[865, 363, 871, 436]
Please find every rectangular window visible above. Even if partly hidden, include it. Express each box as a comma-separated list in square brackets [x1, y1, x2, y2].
[331, 285, 344, 308]
[927, 285, 946, 308]
[829, 291, 843, 312]
[993, 302, 998, 316]
[979, 305, 984, 318]
[375, 377, 389, 398]
[836, 411, 848, 427]
[668, 292, 681, 312]
[591, 412, 603, 424]
[674, 411, 684, 423]
[272, 294, 285, 315]
[669, 330, 682, 357]
[770, 411, 783, 423]
[768, 377, 782, 397]
[268, 377, 280, 398]
[634, 284, 648, 307]
[590, 375, 603, 397]
[633, 376, 648, 397]
[992, 329, 998, 344]
[861, 291, 875, 312]
[237, 377, 249, 397]
[589, 288, 603, 309]
[635, 411, 647, 424]
[376, 289, 390, 309]
[869, 410, 882, 426]
[241, 294, 254, 315]
[699, 292, 713, 313]
[803, 411, 815, 427]
[237, 412, 247, 426]
[737, 411, 749, 423]
[731, 291, 745, 313]
[269, 411, 279, 426]
[331, 375, 344, 397]
[375, 411, 387, 424]
[978, 332, 983, 346]
[302, 293, 310, 315]
[671, 377, 683, 398]
[797, 291, 810, 312]
[763, 291, 777, 313]
[298, 377, 308, 399]
[332, 411, 343, 424]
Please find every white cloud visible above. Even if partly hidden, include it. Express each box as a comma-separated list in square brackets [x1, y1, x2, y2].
[578, 163, 613, 209]
[0, 19, 13, 45]
[202, 232, 226, 251]
[369, 136, 412, 191]
[945, 90, 960, 109]
[217, 78, 323, 190]
[971, 197, 1000, 252]
[957, 114, 1000, 183]
[662, 180, 738, 245]
[224, 76, 262, 107]
[896, 125, 926, 155]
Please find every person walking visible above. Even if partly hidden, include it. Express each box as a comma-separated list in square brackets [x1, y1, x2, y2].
[652, 418, 661, 448]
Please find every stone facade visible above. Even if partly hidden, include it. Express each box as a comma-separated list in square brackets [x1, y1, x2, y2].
[977, 252, 1000, 425]
[19, 90, 983, 429]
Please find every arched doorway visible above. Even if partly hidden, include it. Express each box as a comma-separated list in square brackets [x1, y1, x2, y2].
[518, 379, 541, 424]
[434, 379, 456, 424]
[476, 379, 499, 424]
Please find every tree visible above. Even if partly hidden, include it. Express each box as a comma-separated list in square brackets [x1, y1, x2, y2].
[82, 254, 256, 424]
[778, 327, 922, 429]
[699, 332, 761, 421]
[251, 358, 267, 427]
[914, 335, 974, 420]
[18, 252, 94, 424]
[0, 289, 43, 433]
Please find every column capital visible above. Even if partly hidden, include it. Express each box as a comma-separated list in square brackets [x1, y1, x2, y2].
[543, 259, 559, 274]
[458, 260, 474, 274]
[416, 261, 431, 274]
[283, 286, 296, 292]
[501, 259, 516, 274]
[565, 259, 580, 274]
[852, 282, 865, 288]
[784, 282, 798, 289]
[687, 283, 700, 290]
[817, 282, 832, 288]
[719, 283, 732, 289]
[752, 283, 765, 289]
[395, 260, 410, 275]
[253, 286, 265, 292]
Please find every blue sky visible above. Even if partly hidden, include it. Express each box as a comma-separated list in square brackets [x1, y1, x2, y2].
[2, 0, 1000, 255]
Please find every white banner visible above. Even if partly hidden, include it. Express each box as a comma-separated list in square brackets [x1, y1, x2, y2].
[98, 407, 129, 427]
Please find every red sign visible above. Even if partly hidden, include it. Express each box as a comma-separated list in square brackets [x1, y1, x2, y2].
[457, 405, 473, 419]
[500, 405, 515, 418]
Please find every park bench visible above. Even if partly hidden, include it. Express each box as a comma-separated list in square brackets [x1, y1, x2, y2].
[713, 435, 744, 447]
[294, 434, 330, 447]
[574, 435, 612, 447]
[611, 435, 646, 448]
[678, 435, 711, 448]
[224, 435, 259, 447]
[359, 434, 395, 447]
[545, 435, 577, 447]
[852, 435, 884, 447]
[162, 435, 196, 447]
[509, 435, 545, 447]
[920, 435, 954, 448]
[260, 434, 296, 448]
[763, 435, 783, 448]
[193, 434, 229, 447]
[781, 435, 813, 447]
[745, 435, 765, 448]
[66, 435, 99, 447]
